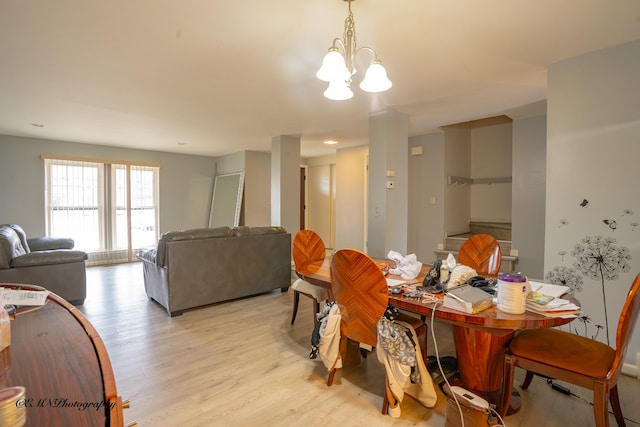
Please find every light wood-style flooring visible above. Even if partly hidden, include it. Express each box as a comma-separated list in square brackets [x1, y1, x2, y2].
[80, 263, 640, 427]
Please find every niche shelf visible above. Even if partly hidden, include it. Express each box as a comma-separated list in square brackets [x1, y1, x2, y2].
[448, 176, 512, 185]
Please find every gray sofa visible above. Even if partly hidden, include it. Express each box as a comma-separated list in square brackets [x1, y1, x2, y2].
[137, 226, 291, 316]
[0, 224, 88, 305]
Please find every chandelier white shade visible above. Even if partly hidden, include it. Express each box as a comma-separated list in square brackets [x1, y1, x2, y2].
[316, 48, 350, 83]
[317, 0, 392, 100]
[359, 60, 392, 92]
[324, 79, 354, 101]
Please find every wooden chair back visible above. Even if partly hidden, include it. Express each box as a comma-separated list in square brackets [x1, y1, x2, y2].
[457, 233, 502, 276]
[292, 230, 326, 275]
[330, 249, 388, 347]
[610, 273, 640, 384]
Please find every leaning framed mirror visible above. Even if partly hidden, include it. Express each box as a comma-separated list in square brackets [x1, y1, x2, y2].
[208, 170, 244, 228]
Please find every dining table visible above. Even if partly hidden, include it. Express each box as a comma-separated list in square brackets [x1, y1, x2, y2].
[295, 256, 579, 413]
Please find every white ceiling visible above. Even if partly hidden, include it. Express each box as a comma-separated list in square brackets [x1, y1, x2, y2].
[1, 1, 639, 158]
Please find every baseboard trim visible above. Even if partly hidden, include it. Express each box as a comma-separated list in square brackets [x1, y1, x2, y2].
[621, 359, 639, 379]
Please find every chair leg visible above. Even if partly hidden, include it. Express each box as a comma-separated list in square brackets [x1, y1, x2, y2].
[500, 353, 516, 417]
[291, 290, 301, 325]
[381, 376, 394, 415]
[520, 370, 534, 389]
[381, 380, 389, 415]
[313, 299, 321, 325]
[418, 324, 428, 366]
[383, 375, 401, 418]
[593, 383, 611, 427]
[327, 368, 337, 386]
[609, 384, 625, 427]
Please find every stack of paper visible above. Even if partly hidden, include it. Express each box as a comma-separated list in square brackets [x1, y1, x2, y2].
[525, 297, 580, 317]
[524, 281, 579, 317]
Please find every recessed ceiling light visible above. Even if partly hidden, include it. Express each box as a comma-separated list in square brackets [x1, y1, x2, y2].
[31, 123, 44, 127]
[323, 140, 338, 145]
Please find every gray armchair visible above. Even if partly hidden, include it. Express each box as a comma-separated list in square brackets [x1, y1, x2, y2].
[0, 224, 88, 305]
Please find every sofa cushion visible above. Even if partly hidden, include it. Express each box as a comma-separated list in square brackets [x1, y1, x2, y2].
[11, 250, 88, 268]
[4, 224, 31, 253]
[0, 226, 28, 269]
[27, 236, 75, 251]
[137, 248, 157, 264]
[155, 226, 233, 267]
[233, 226, 287, 237]
[159, 226, 233, 242]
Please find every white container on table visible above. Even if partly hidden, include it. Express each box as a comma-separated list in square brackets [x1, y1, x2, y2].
[497, 272, 530, 314]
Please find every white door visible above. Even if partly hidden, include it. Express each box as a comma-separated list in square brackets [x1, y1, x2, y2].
[306, 164, 335, 251]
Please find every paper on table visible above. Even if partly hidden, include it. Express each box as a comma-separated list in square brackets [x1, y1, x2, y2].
[541, 298, 580, 311]
[386, 278, 406, 288]
[528, 281, 570, 298]
[0, 288, 49, 306]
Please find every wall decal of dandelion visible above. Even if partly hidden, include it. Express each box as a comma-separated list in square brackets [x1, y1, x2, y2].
[622, 209, 633, 216]
[558, 250, 567, 262]
[631, 222, 639, 231]
[579, 199, 589, 207]
[570, 235, 632, 345]
[573, 315, 603, 340]
[559, 219, 568, 227]
[545, 266, 583, 294]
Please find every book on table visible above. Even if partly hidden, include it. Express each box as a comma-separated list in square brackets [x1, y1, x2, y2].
[443, 285, 493, 314]
[528, 281, 570, 298]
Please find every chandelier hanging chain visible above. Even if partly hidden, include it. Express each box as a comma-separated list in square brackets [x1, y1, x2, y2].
[343, 3, 356, 74]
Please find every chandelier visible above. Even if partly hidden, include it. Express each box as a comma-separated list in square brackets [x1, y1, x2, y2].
[316, 0, 392, 100]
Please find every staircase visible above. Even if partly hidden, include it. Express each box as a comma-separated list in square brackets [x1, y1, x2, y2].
[433, 221, 517, 272]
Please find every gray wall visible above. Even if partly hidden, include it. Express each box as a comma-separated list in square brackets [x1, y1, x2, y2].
[367, 109, 409, 258]
[545, 38, 640, 363]
[407, 132, 445, 264]
[512, 115, 547, 278]
[0, 134, 216, 236]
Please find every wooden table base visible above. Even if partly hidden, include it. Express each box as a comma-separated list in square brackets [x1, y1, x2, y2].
[451, 325, 520, 413]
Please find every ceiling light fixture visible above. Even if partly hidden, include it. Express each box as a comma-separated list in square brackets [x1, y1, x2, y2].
[316, 0, 392, 101]
[323, 140, 338, 145]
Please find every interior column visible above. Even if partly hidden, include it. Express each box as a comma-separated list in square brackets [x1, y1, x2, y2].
[367, 109, 409, 258]
[271, 135, 301, 236]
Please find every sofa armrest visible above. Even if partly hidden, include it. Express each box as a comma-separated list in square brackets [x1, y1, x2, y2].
[137, 248, 158, 264]
[27, 237, 75, 251]
[11, 250, 88, 268]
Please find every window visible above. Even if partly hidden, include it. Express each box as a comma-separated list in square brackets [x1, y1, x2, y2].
[44, 156, 159, 265]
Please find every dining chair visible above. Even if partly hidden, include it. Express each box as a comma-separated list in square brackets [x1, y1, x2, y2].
[457, 233, 502, 277]
[328, 249, 429, 414]
[500, 273, 640, 427]
[291, 229, 328, 325]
